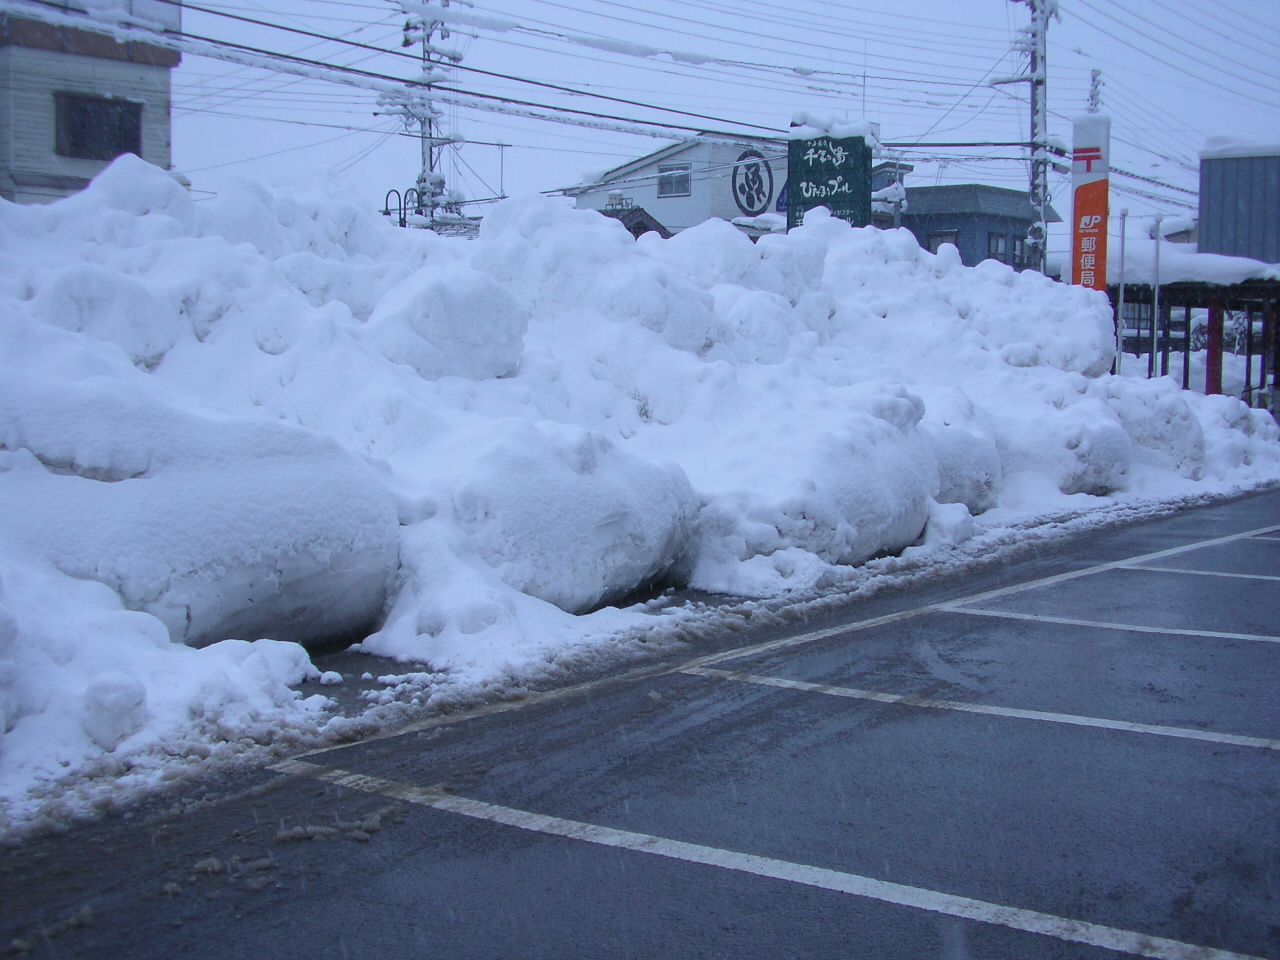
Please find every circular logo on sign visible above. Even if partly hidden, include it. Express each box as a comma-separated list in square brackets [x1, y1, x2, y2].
[732, 150, 774, 217]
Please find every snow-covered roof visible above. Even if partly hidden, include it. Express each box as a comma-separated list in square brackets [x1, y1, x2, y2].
[904, 184, 1062, 223]
[572, 134, 783, 191]
[1200, 135, 1280, 161]
[1110, 240, 1280, 285]
[20, 0, 183, 34]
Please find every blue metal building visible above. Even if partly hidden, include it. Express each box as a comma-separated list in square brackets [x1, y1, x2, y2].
[899, 183, 1061, 270]
[1198, 142, 1280, 265]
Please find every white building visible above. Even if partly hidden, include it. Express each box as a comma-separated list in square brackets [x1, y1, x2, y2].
[568, 138, 787, 235]
[0, 1, 181, 204]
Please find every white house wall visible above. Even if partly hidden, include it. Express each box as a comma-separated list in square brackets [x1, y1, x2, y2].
[708, 140, 786, 223]
[0, 45, 172, 202]
[575, 140, 788, 233]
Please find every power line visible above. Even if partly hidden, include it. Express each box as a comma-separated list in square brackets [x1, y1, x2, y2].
[1140, 0, 1278, 60]
[1112, 166, 1197, 196]
[1067, 3, 1280, 108]
[1085, 0, 1280, 96]
[1174, 0, 1280, 41]
[12, 0, 795, 143]
[460, 0, 1015, 92]
[151, 0, 783, 132]
[517, 0, 1015, 77]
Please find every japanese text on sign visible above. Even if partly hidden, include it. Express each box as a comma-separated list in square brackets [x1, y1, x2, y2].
[786, 134, 871, 230]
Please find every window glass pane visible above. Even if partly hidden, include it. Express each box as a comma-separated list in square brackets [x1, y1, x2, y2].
[657, 164, 691, 198]
[55, 94, 142, 161]
[927, 231, 958, 254]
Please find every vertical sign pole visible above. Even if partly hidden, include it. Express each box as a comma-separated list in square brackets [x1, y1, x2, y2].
[1268, 301, 1278, 413]
[1244, 306, 1255, 405]
[1150, 214, 1162, 379]
[1182, 305, 1192, 389]
[1116, 207, 1127, 374]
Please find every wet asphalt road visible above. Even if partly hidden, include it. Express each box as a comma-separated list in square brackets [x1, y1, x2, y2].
[2, 488, 1279, 960]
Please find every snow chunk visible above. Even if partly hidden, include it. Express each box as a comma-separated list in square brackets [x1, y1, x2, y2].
[449, 421, 697, 613]
[82, 672, 147, 750]
[363, 265, 527, 380]
[0, 373, 400, 647]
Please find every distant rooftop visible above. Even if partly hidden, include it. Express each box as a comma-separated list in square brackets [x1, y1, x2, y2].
[904, 183, 1062, 223]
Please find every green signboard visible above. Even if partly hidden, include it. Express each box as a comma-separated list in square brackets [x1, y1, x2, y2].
[786, 136, 872, 230]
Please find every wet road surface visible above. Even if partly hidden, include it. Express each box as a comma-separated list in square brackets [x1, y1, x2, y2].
[3, 488, 1278, 959]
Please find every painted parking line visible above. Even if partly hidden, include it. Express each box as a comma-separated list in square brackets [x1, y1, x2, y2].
[290, 522, 1280, 757]
[272, 759, 1266, 960]
[1131, 565, 1280, 583]
[681, 666, 1280, 751]
[941, 606, 1280, 644]
[934, 522, 1280, 612]
[698, 521, 1280, 669]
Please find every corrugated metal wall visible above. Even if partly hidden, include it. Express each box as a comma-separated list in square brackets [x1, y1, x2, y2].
[1199, 155, 1280, 264]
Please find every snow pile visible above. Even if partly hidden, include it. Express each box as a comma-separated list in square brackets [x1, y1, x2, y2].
[1, 155, 1277, 827]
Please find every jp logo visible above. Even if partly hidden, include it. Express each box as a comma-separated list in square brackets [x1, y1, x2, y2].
[732, 149, 774, 216]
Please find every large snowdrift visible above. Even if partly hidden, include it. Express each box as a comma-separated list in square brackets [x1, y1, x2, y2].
[2, 155, 1277, 830]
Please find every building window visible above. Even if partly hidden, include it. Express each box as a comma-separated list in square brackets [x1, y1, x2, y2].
[55, 94, 142, 161]
[1012, 237, 1027, 265]
[988, 233, 1010, 262]
[657, 164, 691, 198]
[927, 230, 959, 254]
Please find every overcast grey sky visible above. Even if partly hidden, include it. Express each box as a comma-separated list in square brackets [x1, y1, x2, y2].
[170, 0, 1279, 247]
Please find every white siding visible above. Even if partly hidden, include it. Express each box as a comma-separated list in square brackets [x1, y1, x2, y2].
[575, 142, 715, 232]
[575, 139, 788, 234]
[0, 45, 172, 199]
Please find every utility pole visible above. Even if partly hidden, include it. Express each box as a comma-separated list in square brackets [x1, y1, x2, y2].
[1087, 68, 1103, 113]
[404, 1, 459, 213]
[1024, 0, 1051, 275]
[995, 0, 1057, 274]
[377, 1, 464, 223]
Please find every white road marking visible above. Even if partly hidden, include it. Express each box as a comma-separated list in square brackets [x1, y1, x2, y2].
[1248, 535, 1280, 542]
[933, 523, 1280, 612]
[272, 759, 1266, 960]
[697, 521, 1280, 669]
[285, 523, 1280, 755]
[1132, 565, 1280, 583]
[942, 606, 1280, 644]
[682, 666, 1280, 751]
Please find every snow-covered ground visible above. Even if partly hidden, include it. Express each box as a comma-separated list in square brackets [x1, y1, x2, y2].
[2, 156, 1277, 835]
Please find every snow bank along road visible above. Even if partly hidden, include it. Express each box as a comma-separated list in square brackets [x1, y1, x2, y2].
[3, 488, 1278, 959]
[4, 155, 1279, 824]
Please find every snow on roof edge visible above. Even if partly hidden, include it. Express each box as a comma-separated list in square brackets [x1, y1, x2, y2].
[1200, 135, 1280, 161]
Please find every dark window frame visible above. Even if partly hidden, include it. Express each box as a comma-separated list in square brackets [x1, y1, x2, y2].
[927, 230, 959, 254]
[987, 232, 1010, 261]
[55, 92, 142, 162]
[656, 163, 692, 198]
